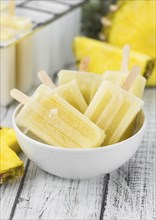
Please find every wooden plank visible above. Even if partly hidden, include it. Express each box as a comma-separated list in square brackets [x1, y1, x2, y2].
[0, 102, 18, 127]
[0, 106, 8, 123]
[103, 89, 156, 219]
[12, 162, 105, 220]
[0, 103, 29, 220]
[0, 154, 28, 220]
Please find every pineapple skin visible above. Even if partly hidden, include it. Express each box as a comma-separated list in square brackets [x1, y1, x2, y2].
[73, 37, 155, 86]
[101, 0, 156, 58]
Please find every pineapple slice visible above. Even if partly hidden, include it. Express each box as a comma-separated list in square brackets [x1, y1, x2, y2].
[0, 127, 21, 153]
[73, 37, 155, 86]
[101, 0, 156, 58]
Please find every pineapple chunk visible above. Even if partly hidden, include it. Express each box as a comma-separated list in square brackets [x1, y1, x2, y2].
[0, 127, 21, 153]
[73, 37, 155, 86]
[101, 0, 156, 58]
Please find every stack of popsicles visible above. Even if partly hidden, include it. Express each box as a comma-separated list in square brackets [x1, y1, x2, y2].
[10, 45, 146, 149]
[0, 0, 33, 106]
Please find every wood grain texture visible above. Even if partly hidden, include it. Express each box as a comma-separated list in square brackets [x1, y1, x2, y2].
[103, 89, 156, 220]
[0, 102, 18, 127]
[0, 102, 28, 220]
[12, 162, 104, 220]
[0, 154, 28, 220]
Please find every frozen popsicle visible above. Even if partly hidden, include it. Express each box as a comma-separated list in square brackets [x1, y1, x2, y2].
[0, 28, 16, 106]
[85, 66, 144, 145]
[58, 70, 103, 104]
[1, 0, 32, 35]
[10, 87, 105, 148]
[0, 0, 33, 93]
[103, 45, 146, 98]
[0, 0, 32, 34]
[0, 1, 8, 14]
[38, 71, 88, 113]
[0, 15, 32, 34]
[0, 27, 16, 42]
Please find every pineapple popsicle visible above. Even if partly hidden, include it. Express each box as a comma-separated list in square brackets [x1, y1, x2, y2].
[0, 0, 33, 93]
[0, 15, 32, 34]
[0, 0, 32, 34]
[58, 70, 103, 104]
[103, 45, 146, 98]
[38, 71, 87, 113]
[0, 28, 16, 106]
[85, 67, 144, 145]
[11, 86, 105, 148]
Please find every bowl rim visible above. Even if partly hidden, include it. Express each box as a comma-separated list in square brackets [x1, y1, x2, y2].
[12, 103, 146, 152]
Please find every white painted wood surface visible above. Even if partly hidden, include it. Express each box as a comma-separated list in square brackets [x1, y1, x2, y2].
[0, 88, 156, 220]
[103, 89, 156, 220]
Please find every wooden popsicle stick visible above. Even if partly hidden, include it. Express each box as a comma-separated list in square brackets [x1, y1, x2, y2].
[101, 17, 112, 26]
[121, 45, 130, 72]
[38, 71, 56, 89]
[9, 0, 15, 17]
[122, 66, 140, 91]
[10, 89, 30, 105]
[79, 56, 90, 72]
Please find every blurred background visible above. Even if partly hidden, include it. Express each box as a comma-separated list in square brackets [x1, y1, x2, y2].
[0, 0, 155, 106]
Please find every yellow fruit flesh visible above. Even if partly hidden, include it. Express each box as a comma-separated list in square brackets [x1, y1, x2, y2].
[73, 37, 155, 86]
[103, 0, 156, 58]
[0, 127, 21, 153]
[0, 142, 24, 184]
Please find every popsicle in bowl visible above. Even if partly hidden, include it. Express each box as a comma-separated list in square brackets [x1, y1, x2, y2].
[10, 87, 105, 149]
[58, 70, 103, 104]
[38, 71, 87, 113]
[103, 45, 146, 98]
[85, 66, 144, 145]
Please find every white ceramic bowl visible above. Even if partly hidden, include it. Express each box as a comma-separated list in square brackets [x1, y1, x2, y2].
[13, 104, 146, 180]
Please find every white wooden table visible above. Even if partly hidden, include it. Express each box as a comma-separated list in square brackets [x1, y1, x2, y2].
[1, 88, 156, 220]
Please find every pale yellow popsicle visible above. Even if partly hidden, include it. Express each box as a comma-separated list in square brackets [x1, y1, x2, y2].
[14, 85, 105, 148]
[58, 70, 103, 104]
[0, 27, 15, 42]
[0, 15, 32, 33]
[103, 71, 146, 98]
[85, 80, 144, 145]
[0, 1, 8, 13]
[103, 45, 146, 98]
[34, 81, 88, 113]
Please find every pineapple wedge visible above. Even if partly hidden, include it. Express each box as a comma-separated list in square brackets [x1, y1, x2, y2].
[0, 127, 21, 153]
[73, 37, 155, 86]
[101, 0, 156, 58]
[0, 141, 24, 184]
